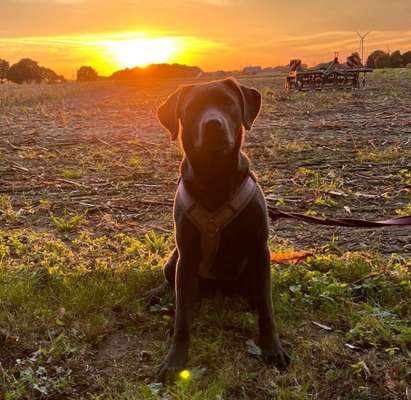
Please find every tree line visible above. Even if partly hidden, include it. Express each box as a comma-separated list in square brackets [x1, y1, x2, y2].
[1, 50, 410, 85]
[0, 60, 201, 83]
[109, 63, 202, 80]
[0, 58, 66, 84]
[69, 51, 411, 83]
[366, 49, 411, 69]
[76, 64, 203, 81]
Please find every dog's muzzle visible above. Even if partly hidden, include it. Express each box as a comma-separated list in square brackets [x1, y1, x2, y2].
[196, 112, 234, 151]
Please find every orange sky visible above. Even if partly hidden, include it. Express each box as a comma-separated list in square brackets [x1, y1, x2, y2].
[1, 0, 410, 78]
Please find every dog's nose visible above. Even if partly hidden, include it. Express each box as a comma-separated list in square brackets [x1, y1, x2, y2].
[204, 118, 224, 133]
[200, 117, 229, 150]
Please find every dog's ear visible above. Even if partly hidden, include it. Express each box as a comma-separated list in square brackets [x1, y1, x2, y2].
[239, 84, 261, 130]
[157, 86, 188, 140]
[224, 78, 261, 130]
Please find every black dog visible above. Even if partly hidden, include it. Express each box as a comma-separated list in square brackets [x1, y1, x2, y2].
[156, 78, 289, 379]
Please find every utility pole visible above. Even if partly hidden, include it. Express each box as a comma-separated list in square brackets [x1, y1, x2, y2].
[356, 31, 371, 66]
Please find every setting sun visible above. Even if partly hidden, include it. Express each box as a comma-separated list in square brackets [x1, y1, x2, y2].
[106, 37, 179, 68]
[0, 31, 220, 76]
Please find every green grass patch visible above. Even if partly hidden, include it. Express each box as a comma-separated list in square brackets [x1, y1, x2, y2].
[356, 146, 410, 163]
[313, 195, 337, 207]
[0, 195, 19, 222]
[50, 211, 86, 232]
[295, 167, 343, 192]
[395, 203, 411, 217]
[374, 68, 411, 80]
[399, 168, 411, 186]
[0, 229, 409, 399]
[61, 168, 82, 179]
[128, 157, 142, 169]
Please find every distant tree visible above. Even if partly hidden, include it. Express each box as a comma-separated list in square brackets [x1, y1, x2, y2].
[347, 52, 362, 68]
[366, 50, 386, 68]
[110, 63, 202, 81]
[390, 50, 404, 68]
[41, 67, 56, 82]
[374, 52, 391, 69]
[39, 67, 65, 83]
[403, 51, 411, 65]
[77, 66, 98, 82]
[0, 59, 10, 83]
[7, 58, 43, 84]
[349, 51, 360, 63]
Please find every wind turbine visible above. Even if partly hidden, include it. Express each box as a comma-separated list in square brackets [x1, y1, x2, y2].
[356, 31, 371, 66]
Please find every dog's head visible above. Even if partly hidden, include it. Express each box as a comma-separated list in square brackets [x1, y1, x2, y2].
[157, 78, 261, 159]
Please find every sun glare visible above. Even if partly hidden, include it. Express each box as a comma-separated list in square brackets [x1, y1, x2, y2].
[106, 37, 179, 68]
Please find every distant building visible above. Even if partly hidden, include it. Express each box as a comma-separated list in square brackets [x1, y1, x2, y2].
[242, 66, 263, 75]
[200, 64, 289, 78]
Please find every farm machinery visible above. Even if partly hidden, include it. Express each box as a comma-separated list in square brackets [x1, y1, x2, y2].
[286, 53, 373, 91]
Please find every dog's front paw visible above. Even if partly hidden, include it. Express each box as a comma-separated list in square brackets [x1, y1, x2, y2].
[261, 341, 290, 371]
[156, 348, 188, 382]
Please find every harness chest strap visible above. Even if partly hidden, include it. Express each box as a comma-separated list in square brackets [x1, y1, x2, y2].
[177, 175, 257, 279]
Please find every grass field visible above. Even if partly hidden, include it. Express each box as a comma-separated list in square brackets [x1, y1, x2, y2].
[0, 70, 410, 399]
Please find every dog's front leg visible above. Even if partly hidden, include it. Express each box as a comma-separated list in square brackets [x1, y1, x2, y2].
[157, 254, 199, 380]
[254, 245, 290, 370]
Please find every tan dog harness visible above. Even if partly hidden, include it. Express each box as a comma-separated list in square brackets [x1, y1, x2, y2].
[176, 175, 257, 279]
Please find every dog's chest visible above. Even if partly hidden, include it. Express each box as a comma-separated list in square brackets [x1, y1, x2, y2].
[176, 176, 259, 280]
[205, 218, 252, 280]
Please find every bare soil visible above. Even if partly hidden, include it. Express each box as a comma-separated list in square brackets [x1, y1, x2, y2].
[1, 74, 410, 255]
